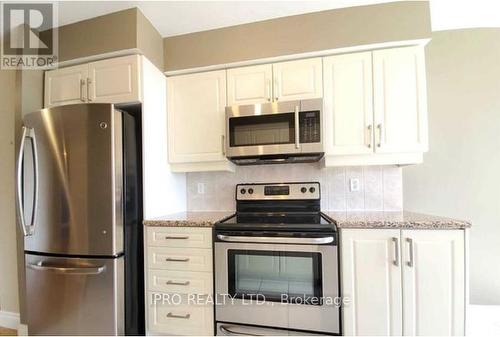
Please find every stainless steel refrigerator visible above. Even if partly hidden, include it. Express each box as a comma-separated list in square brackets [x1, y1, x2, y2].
[16, 104, 144, 335]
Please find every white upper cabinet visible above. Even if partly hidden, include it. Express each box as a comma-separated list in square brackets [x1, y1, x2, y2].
[341, 229, 403, 336]
[273, 58, 322, 101]
[44, 64, 88, 107]
[44, 55, 141, 108]
[227, 64, 272, 105]
[323, 52, 373, 155]
[227, 58, 323, 106]
[167, 70, 232, 172]
[88, 55, 140, 104]
[373, 46, 428, 153]
[402, 230, 465, 336]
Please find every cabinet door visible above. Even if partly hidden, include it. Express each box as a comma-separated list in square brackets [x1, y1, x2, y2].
[227, 64, 272, 105]
[341, 229, 403, 336]
[402, 230, 465, 336]
[323, 52, 374, 155]
[273, 58, 322, 101]
[88, 55, 140, 103]
[167, 70, 227, 163]
[373, 46, 428, 153]
[44, 64, 88, 108]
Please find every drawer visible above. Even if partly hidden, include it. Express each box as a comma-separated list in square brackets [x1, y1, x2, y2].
[148, 293, 213, 336]
[147, 227, 212, 248]
[148, 269, 213, 295]
[148, 247, 212, 272]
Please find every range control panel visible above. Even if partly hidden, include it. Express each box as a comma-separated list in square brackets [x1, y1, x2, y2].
[236, 182, 320, 201]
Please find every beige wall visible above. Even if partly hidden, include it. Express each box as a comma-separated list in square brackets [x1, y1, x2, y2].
[0, 66, 19, 314]
[43, 7, 164, 70]
[403, 28, 500, 304]
[163, 1, 431, 71]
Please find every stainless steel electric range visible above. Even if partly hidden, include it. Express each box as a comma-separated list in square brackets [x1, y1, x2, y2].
[214, 182, 340, 336]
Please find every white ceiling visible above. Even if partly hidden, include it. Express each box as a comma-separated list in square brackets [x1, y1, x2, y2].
[52, 0, 500, 37]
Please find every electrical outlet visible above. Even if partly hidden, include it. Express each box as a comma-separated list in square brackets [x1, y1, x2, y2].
[197, 183, 205, 194]
[349, 178, 360, 192]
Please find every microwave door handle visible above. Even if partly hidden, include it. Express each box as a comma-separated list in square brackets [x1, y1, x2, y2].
[294, 105, 300, 149]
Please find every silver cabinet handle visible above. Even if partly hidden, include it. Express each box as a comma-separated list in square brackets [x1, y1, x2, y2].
[166, 280, 190, 286]
[80, 79, 86, 102]
[165, 257, 190, 262]
[377, 123, 383, 148]
[165, 235, 189, 240]
[266, 79, 272, 102]
[28, 261, 106, 275]
[16, 126, 38, 237]
[294, 105, 300, 149]
[274, 77, 279, 101]
[87, 78, 92, 102]
[406, 238, 414, 267]
[220, 325, 259, 336]
[221, 135, 226, 156]
[217, 234, 334, 245]
[167, 312, 190, 319]
[367, 125, 373, 148]
[392, 237, 399, 266]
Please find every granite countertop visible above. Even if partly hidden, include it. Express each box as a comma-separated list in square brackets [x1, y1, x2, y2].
[143, 211, 233, 227]
[143, 211, 471, 230]
[326, 211, 471, 230]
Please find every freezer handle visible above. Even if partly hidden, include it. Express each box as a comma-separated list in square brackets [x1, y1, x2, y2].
[16, 126, 38, 236]
[27, 261, 106, 275]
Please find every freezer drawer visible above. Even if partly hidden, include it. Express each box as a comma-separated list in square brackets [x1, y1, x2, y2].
[25, 254, 124, 335]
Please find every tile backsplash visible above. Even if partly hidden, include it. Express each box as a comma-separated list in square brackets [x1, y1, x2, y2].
[187, 163, 402, 211]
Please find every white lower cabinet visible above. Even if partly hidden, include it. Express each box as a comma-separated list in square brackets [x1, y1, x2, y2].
[145, 227, 214, 336]
[341, 229, 403, 336]
[401, 230, 465, 336]
[341, 229, 465, 336]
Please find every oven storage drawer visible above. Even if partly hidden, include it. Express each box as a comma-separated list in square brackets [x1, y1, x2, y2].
[147, 246, 212, 272]
[146, 227, 212, 248]
[148, 269, 213, 294]
[148, 292, 213, 336]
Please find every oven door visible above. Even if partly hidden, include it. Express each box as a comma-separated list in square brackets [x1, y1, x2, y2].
[215, 240, 339, 334]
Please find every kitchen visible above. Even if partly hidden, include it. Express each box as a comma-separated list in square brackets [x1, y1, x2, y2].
[0, 1, 499, 336]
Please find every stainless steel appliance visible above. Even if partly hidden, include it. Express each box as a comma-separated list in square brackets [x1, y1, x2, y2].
[16, 104, 144, 335]
[225, 99, 323, 165]
[214, 182, 340, 335]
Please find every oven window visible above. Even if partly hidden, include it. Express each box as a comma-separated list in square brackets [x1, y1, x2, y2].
[229, 113, 295, 147]
[227, 250, 322, 304]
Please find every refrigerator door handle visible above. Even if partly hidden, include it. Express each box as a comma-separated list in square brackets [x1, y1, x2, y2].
[16, 126, 39, 236]
[27, 261, 106, 275]
[29, 127, 39, 235]
[16, 126, 28, 236]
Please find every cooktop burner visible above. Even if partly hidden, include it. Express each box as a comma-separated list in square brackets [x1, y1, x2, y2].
[215, 182, 336, 233]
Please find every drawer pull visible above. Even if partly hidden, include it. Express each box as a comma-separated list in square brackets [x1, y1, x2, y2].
[166, 280, 190, 286]
[167, 312, 191, 320]
[165, 257, 190, 262]
[165, 235, 189, 240]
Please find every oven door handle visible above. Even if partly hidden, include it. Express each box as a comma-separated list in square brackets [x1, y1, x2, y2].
[216, 234, 334, 245]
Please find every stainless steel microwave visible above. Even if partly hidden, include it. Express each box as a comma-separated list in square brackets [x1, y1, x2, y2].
[225, 98, 324, 165]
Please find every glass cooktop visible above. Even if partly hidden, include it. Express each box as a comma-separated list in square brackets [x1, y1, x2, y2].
[215, 212, 336, 232]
